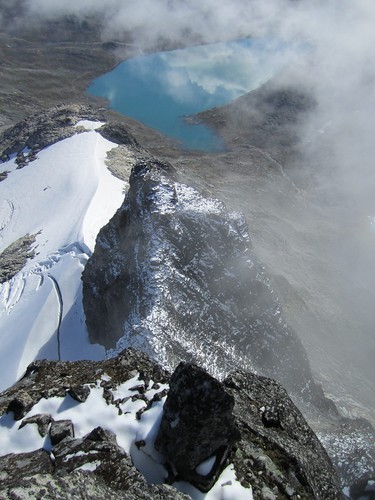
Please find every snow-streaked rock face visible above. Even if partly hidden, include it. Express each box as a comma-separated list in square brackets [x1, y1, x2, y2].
[83, 159, 318, 401]
[0, 114, 130, 391]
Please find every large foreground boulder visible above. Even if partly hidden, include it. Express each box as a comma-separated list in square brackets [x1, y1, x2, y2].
[155, 362, 341, 499]
[155, 363, 241, 491]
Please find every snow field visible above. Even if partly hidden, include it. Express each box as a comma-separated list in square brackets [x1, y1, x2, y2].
[0, 124, 126, 391]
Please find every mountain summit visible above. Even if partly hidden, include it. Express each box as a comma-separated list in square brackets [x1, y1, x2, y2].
[82, 155, 319, 405]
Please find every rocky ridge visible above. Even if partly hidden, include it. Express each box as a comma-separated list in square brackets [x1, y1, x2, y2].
[79, 127, 374, 496]
[82, 155, 322, 406]
[0, 349, 342, 499]
[197, 78, 315, 167]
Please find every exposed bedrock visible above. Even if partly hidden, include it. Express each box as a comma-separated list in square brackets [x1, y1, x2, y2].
[155, 362, 341, 498]
[0, 349, 343, 499]
[0, 233, 38, 284]
[0, 104, 104, 162]
[83, 158, 326, 406]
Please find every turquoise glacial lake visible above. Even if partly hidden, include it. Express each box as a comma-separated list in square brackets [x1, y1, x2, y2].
[88, 38, 292, 151]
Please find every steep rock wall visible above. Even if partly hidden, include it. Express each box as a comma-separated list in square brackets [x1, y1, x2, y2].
[83, 158, 319, 403]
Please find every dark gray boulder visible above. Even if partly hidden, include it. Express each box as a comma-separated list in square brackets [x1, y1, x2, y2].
[68, 385, 91, 403]
[50, 420, 75, 445]
[155, 362, 240, 491]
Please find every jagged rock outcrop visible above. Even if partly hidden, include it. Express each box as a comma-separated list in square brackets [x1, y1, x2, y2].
[0, 349, 188, 499]
[223, 370, 340, 499]
[0, 348, 169, 417]
[0, 437, 189, 500]
[82, 157, 322, 404]
[0, 104, 104, 162]
[0, 104, 146, 168]
[0, 233, 38, 284]
[0, 349, 343, 499]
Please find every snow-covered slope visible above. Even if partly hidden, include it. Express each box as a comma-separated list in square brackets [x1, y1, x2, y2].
[0, 121, 125, 391]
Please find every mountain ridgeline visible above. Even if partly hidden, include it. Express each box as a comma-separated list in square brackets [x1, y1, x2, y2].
[0, 107, 374, 496]
[82, 155, 322, 405]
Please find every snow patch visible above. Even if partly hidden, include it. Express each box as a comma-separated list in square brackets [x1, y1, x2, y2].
[175, 183, 224, 214]
[196, 455, 216, 475]
[76, 460, 102, 471]
[175, 463, 253, 499]
[75, 120, 104, 131]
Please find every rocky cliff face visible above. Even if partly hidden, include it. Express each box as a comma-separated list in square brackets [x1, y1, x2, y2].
[82, 157, 322, 405]
[0, 349, 342, 499]
[80, 149, 375, 493]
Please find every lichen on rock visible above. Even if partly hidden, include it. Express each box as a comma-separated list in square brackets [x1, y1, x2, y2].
[0, 349, 346, 499]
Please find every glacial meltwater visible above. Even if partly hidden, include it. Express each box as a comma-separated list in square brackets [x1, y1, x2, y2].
[88, 39, 295, 151]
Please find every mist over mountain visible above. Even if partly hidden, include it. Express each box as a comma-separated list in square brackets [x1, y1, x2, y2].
[0, 0, 375, 498]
